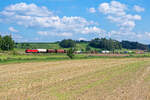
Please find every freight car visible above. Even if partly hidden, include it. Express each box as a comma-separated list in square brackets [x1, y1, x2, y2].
[37, 49, 47, 53]
[56, 49, 66, 53]
[47, 49, 56, 53]
[47, 49, 66, 53]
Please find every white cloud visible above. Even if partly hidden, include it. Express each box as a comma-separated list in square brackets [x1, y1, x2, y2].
[0, 3, 103, 37]
[145, 32, 150, 37]
[126, 14, 141, 20]
[81, 26, 105, 34]
[95, 1, 149, 43]
[79, 37, 87, 41]
[59, 32, 72, 37]
[4, 3, 53, 17]
[8, 27, 18, 32]
[99, 1, 142, 32]
[37, 31, 49, 36]
[98, 1, 126, 16]
[88, 8, 96, 13]
[37, 31, 73, 37]
[11, 33, 23, 42]
[100, 30, 150, 44]
[133, 5, 145, 12]
[1, 2, 147, 43]
[0, 31, 23, 42]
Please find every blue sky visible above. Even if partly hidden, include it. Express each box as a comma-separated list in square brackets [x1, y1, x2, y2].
[0, 0, 150, 44]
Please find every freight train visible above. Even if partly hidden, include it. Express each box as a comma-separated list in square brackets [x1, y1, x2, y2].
[25, 49, 67, 53]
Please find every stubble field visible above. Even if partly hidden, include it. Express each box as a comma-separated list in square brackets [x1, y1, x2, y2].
[1, 58, 150, 100]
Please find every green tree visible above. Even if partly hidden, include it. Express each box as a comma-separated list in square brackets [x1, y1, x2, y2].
[21, 43, 25, 49]
[1, 35, 14, 51]
[86, 45, 91, 51]
[0, 35, 2, 49]
[67, 48, 75, 59]
[89, 38, 122, 50]
[25, 43, 30, 48]
[122, 41, 148, 50]
[59, 39, 76, 48]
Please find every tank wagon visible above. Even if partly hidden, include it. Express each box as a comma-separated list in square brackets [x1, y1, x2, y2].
[37, 49, 47, 53]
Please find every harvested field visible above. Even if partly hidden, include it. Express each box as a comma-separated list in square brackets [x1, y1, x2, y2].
[1, 58, 150, 100]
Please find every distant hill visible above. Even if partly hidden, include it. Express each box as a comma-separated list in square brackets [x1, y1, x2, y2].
[15, 38, 149, 51]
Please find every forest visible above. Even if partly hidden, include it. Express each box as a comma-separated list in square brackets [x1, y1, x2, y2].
[59, 38, 148, 50]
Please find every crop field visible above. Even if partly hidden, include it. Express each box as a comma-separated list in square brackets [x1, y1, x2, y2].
[1, 58, 150, 100]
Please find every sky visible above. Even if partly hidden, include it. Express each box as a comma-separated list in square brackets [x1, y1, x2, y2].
[0, 0, 150, 44]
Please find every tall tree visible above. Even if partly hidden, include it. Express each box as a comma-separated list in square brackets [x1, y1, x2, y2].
[0, 35, 2, 49]
[67, 48, 75, 59]
[1, 35, 14, 51]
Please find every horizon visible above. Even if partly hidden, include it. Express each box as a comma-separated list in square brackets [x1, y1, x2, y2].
[0, 0, 150, 44]
[15, 38, 149, 46]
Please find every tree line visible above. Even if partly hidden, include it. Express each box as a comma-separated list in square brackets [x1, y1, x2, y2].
[121, 41, 148, 50]
[0, 35, 14, 51]
[2, 36, 147, 51]
[89, 38, 122, 50]
[59, 38, 149, 51]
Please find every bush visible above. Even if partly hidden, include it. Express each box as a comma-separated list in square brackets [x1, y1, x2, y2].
[59, 39, 76, 48]
[12, 50, 20, 55]
[67, 48, 75, 59]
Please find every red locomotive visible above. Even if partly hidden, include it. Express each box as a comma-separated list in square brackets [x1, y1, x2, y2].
[25, 49, 39, 53]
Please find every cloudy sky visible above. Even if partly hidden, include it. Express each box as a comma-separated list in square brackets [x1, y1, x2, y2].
[0, 0, 150, 43]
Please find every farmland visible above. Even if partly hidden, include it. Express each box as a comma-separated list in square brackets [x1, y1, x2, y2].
[0, 0, 149, 99]
[1, 39, 150, 100]
[15, 42, 88, 50]
[1, 58, 150, 100]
